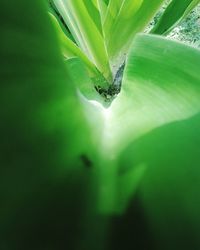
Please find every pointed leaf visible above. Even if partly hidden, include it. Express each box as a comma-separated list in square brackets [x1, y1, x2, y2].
[151, 0, 200, 35]
[53, 0, 112, 81]
[104, 0, 165, 62]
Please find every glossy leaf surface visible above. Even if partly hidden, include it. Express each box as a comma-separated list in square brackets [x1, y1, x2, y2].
[81, 34, 200, 214]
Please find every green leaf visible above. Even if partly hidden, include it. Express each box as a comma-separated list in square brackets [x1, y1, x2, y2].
[102, 0, 109, 4]
[50, 13, 101, 78]
[83, 0, 103, 34]
[65, 58, 110, 100]
[129, 113, 200, 250]
[96, 0, 108, 22]
[53, 0, 112, 82]
[113, 33, 200, 212]
[48, 0, 75, 41]
[114, 35, 200, 249]
[0, 0, 93, 248]
[104, 33, 200, 164]
[103, 0, 165, 62]
[2, 0, 200, 248]
[151, 0, 200, 35]
[82, 34, 200, 213]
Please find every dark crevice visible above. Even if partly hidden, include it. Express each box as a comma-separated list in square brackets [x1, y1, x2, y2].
[94, 61, 126, 102]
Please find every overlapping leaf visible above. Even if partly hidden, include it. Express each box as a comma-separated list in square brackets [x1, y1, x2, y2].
[103, 0, 165, 61]
[81, 34, 200, 213]
[2, 0, 200, 249]
[53, 0, 112, 81]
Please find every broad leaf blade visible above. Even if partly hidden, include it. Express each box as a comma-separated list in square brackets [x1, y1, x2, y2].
[83, 34, 200, 214]
[113, 111, 200, 249]
[77, 35, 200, 213]
[139, 114, 200, 249]
[110, 34, 200, 158]
[0, 0, 93, 248]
